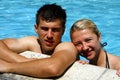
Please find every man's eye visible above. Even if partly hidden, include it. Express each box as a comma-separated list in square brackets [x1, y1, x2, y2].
[52, 28, 60, 32]
[41, 27, 48, 31]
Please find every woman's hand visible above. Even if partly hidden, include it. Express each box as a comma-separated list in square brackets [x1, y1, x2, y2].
[77, 60, 89, 64]
[116, 69, 120, 77]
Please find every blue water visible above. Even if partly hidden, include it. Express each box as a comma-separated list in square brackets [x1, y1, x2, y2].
[0, 0, 120, 56]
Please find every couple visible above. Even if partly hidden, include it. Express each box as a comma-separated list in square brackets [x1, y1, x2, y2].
[0, 3, 120, 78]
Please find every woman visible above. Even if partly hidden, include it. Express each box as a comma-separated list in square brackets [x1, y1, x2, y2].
[70, 18, 120, 76]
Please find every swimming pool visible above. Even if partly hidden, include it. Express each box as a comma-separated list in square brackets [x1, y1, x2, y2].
[0, 0, 120, 56]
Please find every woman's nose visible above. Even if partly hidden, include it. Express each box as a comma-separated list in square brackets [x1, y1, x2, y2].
[82, 43, 89, 50]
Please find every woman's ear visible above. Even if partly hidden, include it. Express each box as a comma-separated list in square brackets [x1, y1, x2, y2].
[98, 32, 101, 41]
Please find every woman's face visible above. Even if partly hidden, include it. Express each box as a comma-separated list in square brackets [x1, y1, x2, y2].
[71, 29, 101, 60]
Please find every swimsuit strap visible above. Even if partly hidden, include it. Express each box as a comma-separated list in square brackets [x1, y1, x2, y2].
[105, 51, 110, 69]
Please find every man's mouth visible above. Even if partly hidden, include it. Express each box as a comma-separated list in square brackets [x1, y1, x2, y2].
[45, 40, 54, 46]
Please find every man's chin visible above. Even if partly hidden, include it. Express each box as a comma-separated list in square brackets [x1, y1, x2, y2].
[43, 47, 54, 55]
[46, 46, 54, 50]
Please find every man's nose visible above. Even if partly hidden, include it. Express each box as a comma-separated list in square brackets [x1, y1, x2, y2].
[47, 30, 53, 39]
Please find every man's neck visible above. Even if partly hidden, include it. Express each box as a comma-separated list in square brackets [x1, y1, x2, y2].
[37, 39, 55, 55]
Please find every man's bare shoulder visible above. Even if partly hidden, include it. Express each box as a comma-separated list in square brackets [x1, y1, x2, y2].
[1, 36, 39, 52]
[54, 42, 77, 53]
[18, 36, 39, 46]
[57, 42, 75, 48]
[19, 36, 38, 40]
[2, 36, 38, 42]
[1, 36, 37, 46]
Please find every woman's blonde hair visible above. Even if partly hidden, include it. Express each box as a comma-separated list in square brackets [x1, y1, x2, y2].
[70, 18, 100, 38]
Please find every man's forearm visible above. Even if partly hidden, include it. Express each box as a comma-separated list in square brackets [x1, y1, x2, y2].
[7, 59, 62, 78]
[0, 41, 29, 62]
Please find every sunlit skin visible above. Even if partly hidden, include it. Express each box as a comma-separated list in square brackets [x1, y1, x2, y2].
[71, 29, 101, 62]
[70, 19, 120, 77]
[72, 29, 120, 76]
[71, 28, 118, 67]
[0, 4, 79, 78]
[35, 19, 64, 55]
[0, 18, 78, 78]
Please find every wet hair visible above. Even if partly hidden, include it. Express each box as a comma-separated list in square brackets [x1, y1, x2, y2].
[70, 18, 100, 38]
[36, 3, 66, 29]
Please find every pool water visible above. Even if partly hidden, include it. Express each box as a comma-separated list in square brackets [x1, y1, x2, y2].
[0, 0, 120, 56]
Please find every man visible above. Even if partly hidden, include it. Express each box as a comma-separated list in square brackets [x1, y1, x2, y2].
[0, 4, 78, 78]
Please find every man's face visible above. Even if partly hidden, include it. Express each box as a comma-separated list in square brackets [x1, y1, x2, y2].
[35, 19, 64, 54]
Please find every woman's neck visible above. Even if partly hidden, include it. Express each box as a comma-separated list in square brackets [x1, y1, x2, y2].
[97, 49, 106, 67]
[89, 49, 106, 67]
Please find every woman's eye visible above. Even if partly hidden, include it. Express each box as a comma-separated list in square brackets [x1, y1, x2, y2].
[74, 42, 82, 46]
[85, 39, 92, 42]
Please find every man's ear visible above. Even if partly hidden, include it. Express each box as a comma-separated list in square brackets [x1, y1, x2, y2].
[34, 24, 38, 33]
[62, 27, 65, 35]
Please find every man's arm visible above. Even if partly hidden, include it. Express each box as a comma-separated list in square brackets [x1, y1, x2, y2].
[0, 42, 78, 78]
[0, 36, 38, 62]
